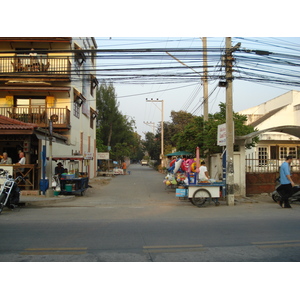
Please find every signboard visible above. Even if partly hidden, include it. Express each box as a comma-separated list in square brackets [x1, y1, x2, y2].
[217, 123, 234, 146]
[217, 123, 227, 146]
[83, 152, 94, 160]
[97, 152, 110, 160]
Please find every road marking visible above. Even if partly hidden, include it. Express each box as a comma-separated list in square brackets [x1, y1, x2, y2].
[252, 240, 300, 249]
[20, 247, 87, 255]
[143, 244, 205, 253]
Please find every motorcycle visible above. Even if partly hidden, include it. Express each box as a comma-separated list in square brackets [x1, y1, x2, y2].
[271, 177, 300, 203]
[0, 169, 24, 214]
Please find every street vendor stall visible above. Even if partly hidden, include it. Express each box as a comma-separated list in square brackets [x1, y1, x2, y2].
[185, 181, 226, 207]
[169, 146, 227, 207]
[50, 155, 91, 196]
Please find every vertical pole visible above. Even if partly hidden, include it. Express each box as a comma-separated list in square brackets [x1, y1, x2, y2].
[161, 99, 164, 167]
[46, 119, 54, 197]
[202, 37, 208, 122]
[225, 37, 235, 206]
[146, 98, 164, 167]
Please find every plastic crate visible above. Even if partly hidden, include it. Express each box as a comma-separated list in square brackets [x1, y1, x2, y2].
[176, 188, 187, 197]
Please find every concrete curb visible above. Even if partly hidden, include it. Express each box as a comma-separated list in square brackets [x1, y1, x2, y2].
[20, 195, 76, 206]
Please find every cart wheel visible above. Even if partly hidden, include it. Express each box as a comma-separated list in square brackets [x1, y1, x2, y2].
[189, 198, 195, 205]
[192, 189, 211, 207]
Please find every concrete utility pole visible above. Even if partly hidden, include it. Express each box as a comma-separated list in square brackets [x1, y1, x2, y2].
[46, 119, 54, 197]
[143, 121, 156, 134]
[225, 37, 240, 206]
[146, 98, 164, 167]
[202, 37, 209, 121]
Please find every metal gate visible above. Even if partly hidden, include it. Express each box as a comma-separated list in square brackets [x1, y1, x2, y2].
[246, 158, 300, 195]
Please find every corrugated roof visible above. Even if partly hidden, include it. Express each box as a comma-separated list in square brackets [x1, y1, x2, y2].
[0, 114, 38, 130]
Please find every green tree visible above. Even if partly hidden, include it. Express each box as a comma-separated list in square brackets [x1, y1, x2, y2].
[142, 132, 160, 160]
[96, 81, 143, 161]
[171, 103, 258, 157]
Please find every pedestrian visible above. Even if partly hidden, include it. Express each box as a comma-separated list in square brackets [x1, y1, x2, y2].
[199, 161, 210, 182]
[121, 160, 127, 175]
[277, 155, 294, 208]
[0, 152, 12, 164]
[55, 162, 65, 176]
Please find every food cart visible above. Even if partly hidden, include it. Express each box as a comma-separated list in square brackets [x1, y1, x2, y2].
[177, 180, 226, 207]
[186, 181, 226, 207]
[51, 155, 91, 196]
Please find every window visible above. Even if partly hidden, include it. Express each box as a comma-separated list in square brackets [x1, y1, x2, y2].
[280, 147, 288, 159]
[73, 101, 80, 119]
[288, 147, 296, 158]
[14, 96, 46, 108]
[90, 108, 97, 129]
[258, 147, 268, 166]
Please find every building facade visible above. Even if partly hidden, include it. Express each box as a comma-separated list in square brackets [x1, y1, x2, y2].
[239, 90, 300, 171]
[0, 37, 98, 190]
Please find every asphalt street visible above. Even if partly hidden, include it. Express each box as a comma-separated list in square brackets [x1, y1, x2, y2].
[1, 163, 300, 262]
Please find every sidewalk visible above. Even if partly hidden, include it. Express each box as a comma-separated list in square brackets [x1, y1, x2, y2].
[19, 176, 112, 206]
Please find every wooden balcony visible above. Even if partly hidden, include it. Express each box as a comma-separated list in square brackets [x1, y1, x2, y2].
[0, 56, 71, 79]
[0, 106, 71, 129]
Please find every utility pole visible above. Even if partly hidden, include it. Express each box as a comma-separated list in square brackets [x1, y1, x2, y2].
[202, 37, 208, 121]
[225, 37, 240, 206]
[143, 121, 156, 134]
[146, 98, 164, 167]
[46, 119, 54, 197]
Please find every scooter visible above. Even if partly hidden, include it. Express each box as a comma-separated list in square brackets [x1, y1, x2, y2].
[0, 169, 24, 214]
[271, 177, 300, 203]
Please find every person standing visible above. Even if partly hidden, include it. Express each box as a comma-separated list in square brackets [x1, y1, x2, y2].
[277, 156, 294, 208]
[121, 161, 127, 175]
[0, 152, 12, 164]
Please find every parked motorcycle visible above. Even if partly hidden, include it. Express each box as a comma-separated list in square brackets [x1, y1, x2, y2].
[0, 169, 24, 214]
[271, 177, 300, 203]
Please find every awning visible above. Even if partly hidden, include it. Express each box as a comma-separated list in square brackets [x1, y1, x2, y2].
[166, 151, 193, 157]
[50, 155, 93, 161]
[35, 128, 68, 145]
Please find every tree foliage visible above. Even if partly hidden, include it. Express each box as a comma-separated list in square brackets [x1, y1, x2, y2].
[150, 103, 258, 158]
[96, 81, 143, 161]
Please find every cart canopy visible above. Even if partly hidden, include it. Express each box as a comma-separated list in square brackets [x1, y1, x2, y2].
[166, 151, 193, 157]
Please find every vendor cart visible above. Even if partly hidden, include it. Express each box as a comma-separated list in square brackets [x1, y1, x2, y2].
[176, 180, 226, 207]
[60, 176, 89, 196]
[50, 155, 91, 196]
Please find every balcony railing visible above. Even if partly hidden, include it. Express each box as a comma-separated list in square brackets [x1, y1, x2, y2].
[0, 56, 71, 75]
[0, 106, 70, 128]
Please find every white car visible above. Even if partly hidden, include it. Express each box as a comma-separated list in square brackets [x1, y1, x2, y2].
[141, 160, 148, 166]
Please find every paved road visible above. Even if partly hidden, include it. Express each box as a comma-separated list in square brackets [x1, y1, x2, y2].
[1, 164, 300, 262]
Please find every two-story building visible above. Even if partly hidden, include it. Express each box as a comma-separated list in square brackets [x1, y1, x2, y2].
[0, 37, 98, 192]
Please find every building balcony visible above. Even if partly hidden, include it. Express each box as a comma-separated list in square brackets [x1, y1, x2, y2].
[0, 56, 71, 80]
[0, 106, 71, 130]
